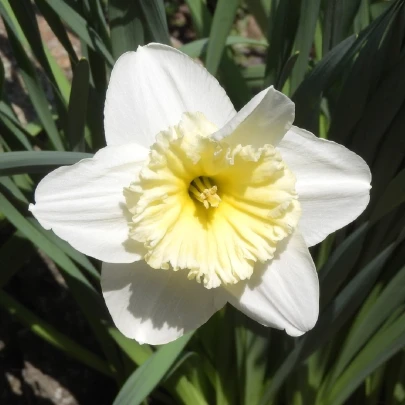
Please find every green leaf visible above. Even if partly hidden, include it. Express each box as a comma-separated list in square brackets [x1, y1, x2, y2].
[326, 311, 405, 405]
[328, 263, 405, 388]
[241, 64, 265, 81]
[289, 0, 322, 92]
[327, 3, 397, 146]
[27, 218, 100, 281]
[322, 0, 362, 54]
[113, 333, 193, 405]
[86, 82, 106, 151]
[8, 1, 64, 96]
[44, 45, 71, 105]
[108, 0, 145, 60]
[306, 240, 399, 359]
[169, 374, 210, 405]
[0, 151, 92, 176]
[235, 316, 269, 405]
[138, 0, 170, 45]
[82, 0, 111, 48]
[0, 54, 4, 96]
[319, 223, 368, 309]
[108, 326, 153, 366]
[0, 192, 123, 381]
[0, 6, 64, 151]
[371, 169, 405, 223]
[259, 240, 398, 404]
[5, 0, 70, 131]
[0, 107, 33, 151]
[219, 49, 252, 110]
[0, 99, 18, 121]
[0, 289, 112, 376]
[264, 0, 300, 88]
[0, 231, 35, 288]
[354, 0, 371, 33]
[67, 59, 90, 152]
[349, 51, 405, 166]
[276, 51, 299, 90]
[205, 0, 239, 76]
[34, 0, 79, 64]
[386, 351, 405, 404]
[183, 0, 251, 109]
[42, 0, 114, 66]
[293, 34, 356, 132]
[0, 176, 28, 204]
[184, 0, 211, 37]
[296, 3, 397, 133]
[180, 36, 267, 59]
[214, 309, 236, 405]
[245, 0, 271, 35]
[371, 1, 392, 20]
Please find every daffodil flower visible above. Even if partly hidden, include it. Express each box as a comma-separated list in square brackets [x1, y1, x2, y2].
[30, 44, 371, 345]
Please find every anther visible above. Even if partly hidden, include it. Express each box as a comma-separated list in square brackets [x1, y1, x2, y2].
[189, 177, 221, 209]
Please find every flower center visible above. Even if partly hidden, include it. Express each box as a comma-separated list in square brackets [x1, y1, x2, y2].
[125, 112, 301, 289]
[189, 176, 221, 209]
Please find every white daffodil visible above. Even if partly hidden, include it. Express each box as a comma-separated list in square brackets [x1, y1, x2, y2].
[29, 44, 371, 345]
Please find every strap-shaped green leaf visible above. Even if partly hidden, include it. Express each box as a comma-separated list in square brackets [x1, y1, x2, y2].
[138, 0, 170, 45]
[28, 218, 100, 281]
[205, 0, 240, 76]
[0, 151, 92, 176]
[294, 0, 397, 133]
[259, 238, 399, 404]
[183, 0, 251, 109]
[108, 0, 145, 60]
[113, 333, 193, 405]
[322, 0, 362, 54]
[180, 36, 267, 59]
[8, 1, 66, 101]
[289, 0, 322, 92]
[0, 231, 35, 288]
[67, 59, 90, 152]
[0, 110, 33, 151]
[34, 0, 79, 64]
[326, 310, 405, 405]
[0, 53, 4, 96]
[0, 192, 123, 382]
[0, 289, 112, 376]
[0, 4, 64, 151]
[371, 169, 405, 223]
[264, 0, 300, 88]
[327, 260, 405, 389]
[41, 0, 114, 66]
[108, 326, 153, 366]
[245, 0, 272, 35]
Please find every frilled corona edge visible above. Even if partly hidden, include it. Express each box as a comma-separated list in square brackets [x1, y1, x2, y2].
[125, 112, 301, 288]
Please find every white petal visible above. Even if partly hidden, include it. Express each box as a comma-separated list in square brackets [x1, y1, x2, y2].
[212, 86, 295, 147]
[104, 43, 236, 148]
[278, 126, 371, 246]
[29, 144, 148, 262]
[225, 231, 319, 336]
[101, 262, 226, 345]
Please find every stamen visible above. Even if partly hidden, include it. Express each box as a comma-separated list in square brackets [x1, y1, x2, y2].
[189, 176, 221, 209]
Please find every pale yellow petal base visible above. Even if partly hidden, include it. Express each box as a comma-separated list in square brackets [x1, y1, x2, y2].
[125, 112, 301, 289]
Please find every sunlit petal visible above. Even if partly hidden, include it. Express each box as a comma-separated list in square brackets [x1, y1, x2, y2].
[213, 86, 294, 147]
[278, 126, 371, 246]
[225, 230, 319, 336]
[30, 144, 148, 262]
[104, 43, 236, 148]
[101, 261, 226, 345]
